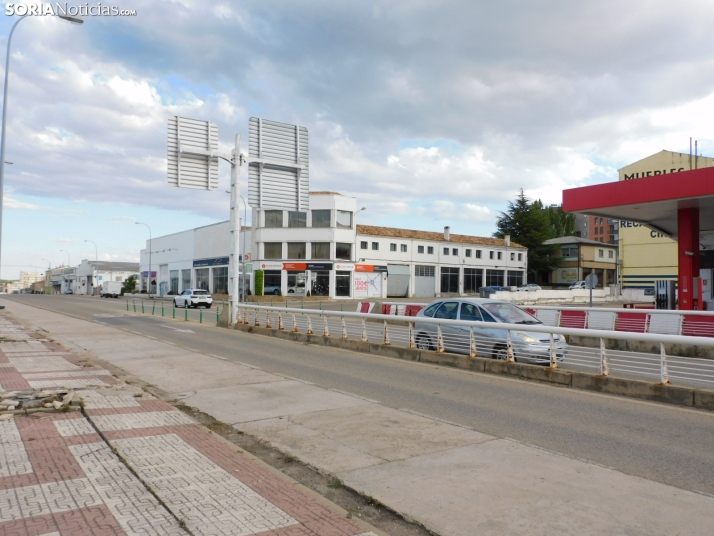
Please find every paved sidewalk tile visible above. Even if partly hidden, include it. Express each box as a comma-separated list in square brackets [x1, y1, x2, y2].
[0, 311, 382, 536]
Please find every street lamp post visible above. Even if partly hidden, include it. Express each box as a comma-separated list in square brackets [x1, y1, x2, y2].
[0, 15, 83, 307]
[135, 222, 152, 298]
[238, 194, 248, 304]
[59, 249, 70, 293]
[84, 240, 97, 261]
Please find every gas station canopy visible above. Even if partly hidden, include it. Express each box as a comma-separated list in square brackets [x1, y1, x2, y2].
[562, 167, 714, 240]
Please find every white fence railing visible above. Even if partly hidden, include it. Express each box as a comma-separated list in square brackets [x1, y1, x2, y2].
[236, 304, 714, 390]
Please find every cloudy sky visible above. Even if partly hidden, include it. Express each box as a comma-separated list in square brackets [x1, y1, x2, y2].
[1, 0, 713, 278]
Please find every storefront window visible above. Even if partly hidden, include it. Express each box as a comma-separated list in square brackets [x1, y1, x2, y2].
[485, 269, 504, 287]
[182, 269, 191, 292]
[464, 268, 482, 294]
[440, 267, 459, 293]
[195, 268, 209, 291]
[288, 242, 306, 259]
[170, 270, 179, 294]
[263, 270, 281, 295]
[507, 270, 523, 287]
[213, 267, 228, 295]
[264, 242, 282, 259]
[336, 271, 350, 297]
[287, 271, 306, 296]
[311, 242, 330, 259]
[310, 271, 330, 296]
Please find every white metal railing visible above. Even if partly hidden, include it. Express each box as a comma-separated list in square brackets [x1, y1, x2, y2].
[236, 304, 714, 389]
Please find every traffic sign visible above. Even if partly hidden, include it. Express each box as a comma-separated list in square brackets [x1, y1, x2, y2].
[585, 273, 598, 289]
[167, 117, 219, 190]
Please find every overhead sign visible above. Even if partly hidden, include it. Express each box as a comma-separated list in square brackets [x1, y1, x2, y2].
[167, 116, 219, 190]
[193, 257, 229, 267]
[248, 117, 309, 212]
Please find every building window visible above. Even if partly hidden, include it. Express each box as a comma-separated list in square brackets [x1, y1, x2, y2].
[336, 243, 351, 260]
[475, 250, 482, 259]
[598, 249, 604, 258]
[287, 242, 306, 259]
[170, 270, 179, 294]
[440, 267, 459, 293]
[265, 210, 283, 228]
[561, 246, 578, 258]
[336, 271, 351, 297]
[489, 251, 494, 260]
[485, 269, 504, 287]
[312, 210, 331, 228]
[390, 243, 397, 252]
[360, 241, 368, 249]
[195, 268, 209, 291]
[181, 269, 191, 292]
[497, 252, 502, 260]
[213, 267, 228, 295]
[264, 270, 281, 295]
[609, 250, 614, 258]
[510, 252, 515, 261]
[311, 242, 330, 259]
[464, 268, 482, 293]
[507, 270, 523, 287]
[428, 246, 434, 254]
[401, 244, 407, 253]
[418, 245, 424, 254]
[288, 211, 306, 227]
[443, 247, 449, 255]
[310, 271, 330, 296]
[372, 242, 379, 250]
[415, 265, 435, 277]
[465, 249, 472, 257]
[452, 248, 458, 256]
[336, 210, 352, 229]
[264, 242, 282, 259]
[518, 253, 522, 261]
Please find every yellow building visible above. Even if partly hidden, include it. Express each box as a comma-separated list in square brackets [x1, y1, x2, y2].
[618, 150, 714, 288]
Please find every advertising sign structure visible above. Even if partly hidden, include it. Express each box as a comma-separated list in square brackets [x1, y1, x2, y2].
[248, 118, 309, 212]
[167, 117, 219, 190]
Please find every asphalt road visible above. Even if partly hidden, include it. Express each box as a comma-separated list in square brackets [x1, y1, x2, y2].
[4, 294, 714, 497]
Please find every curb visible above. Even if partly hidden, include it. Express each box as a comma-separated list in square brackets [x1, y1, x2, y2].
[230, 322, 714, 411]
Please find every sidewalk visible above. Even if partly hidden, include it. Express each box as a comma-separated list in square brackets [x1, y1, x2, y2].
[0, 312, 381, 536]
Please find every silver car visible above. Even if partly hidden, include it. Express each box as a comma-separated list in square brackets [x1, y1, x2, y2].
[414, 298, 567, 365]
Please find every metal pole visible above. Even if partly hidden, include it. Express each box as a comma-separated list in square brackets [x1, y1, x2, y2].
[229, 135, 242, 325]
[239, 194, 248, 305]
[84, 240, 97, 261]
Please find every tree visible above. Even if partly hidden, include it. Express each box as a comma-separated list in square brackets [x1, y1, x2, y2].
[543, 204, 576, 238]
[494, 190, 560, 282]
[122, 275, 137, 295]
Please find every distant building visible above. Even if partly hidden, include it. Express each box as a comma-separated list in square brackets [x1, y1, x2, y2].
[544, 236, 618, 288]
[74, 260, 140, 295]
[4, 271, 43, 293]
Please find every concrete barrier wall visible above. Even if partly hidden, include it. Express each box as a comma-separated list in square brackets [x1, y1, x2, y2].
[228, 322, 714, 411]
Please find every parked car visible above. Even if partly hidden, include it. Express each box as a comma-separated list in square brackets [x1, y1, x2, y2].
[263, 285, 281, 295]
[64, 289, 73, 294]
[479, 285, 503, 292]
[414, 298, 567, 365]
[569, 281, 587, 290]
[517, 284, 542, 292]
[173, 289, 213, 308]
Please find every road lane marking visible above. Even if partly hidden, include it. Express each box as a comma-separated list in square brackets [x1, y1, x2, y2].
[208, 354, 228, 361]
[159, 325, 195, 333]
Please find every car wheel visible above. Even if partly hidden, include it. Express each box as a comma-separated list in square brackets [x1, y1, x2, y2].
[416, 334, 433, 351]
[206, 305, 212, 309]
[173, 300, 177, 307]
[273, 289, 280, 295]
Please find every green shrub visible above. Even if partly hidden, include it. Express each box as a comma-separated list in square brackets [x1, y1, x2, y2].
[255, 270, 264, 296]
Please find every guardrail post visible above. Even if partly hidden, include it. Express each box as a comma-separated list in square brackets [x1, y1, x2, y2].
[172, 303, 176, 319]
[243, 310, 248, 324]
[383, 320, 390, 345]
[141, 301, 145, 314]
[409, 322, 415, 348]
[341, 316, 347, 339]
[266, 311, 272, 329]
[323, 315, 329, 337]
[660, 343, 670, 384]
[133, 300, 136, 313]
[216, 307, 220, 323]
[126, 300, 129, 311]
[278, 312, 284, 330]
[470, 327, 477, 358]
[678, 314, 684, 336]
[184, 307, 188, 321]
[600, 337, 609, 376]
[254, 310, 260, 327]
[292, 313, 298, 332]
[307, 314, 313, 334]
[199, 309, 203, 324]
[549, 333, 558, 369]
[161, 302, 164, 317]
[506, 330, 515, 362]
[437, 324, 444, 352]
[361, 318, 367, 341]
[151, 301, 156, 315]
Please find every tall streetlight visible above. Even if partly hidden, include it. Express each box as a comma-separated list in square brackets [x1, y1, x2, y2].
[0, 14, 83, 304]
[135, 222, 152, 298]
[238, 194, 248, 303]
[59, 249, 71, 293]
[84, 240, 98, 261]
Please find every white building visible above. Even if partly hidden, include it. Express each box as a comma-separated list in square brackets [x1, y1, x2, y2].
[4, 271, 43, 293]
[74, 260, 140, 295]
[139, 192, 527, 299]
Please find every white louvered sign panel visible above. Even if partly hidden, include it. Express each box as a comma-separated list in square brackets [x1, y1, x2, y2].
[167, 117, 219, 190]
[248, 117, 309, 211]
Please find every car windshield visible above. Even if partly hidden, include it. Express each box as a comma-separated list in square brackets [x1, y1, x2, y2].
[480, 302, 540, 324]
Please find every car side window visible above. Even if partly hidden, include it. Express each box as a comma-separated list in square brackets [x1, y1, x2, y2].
[479, 307, 497, 322]
[459, 303, 482, 321]
[422, 303, 441, 317]
[434, 302, 458, 320]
